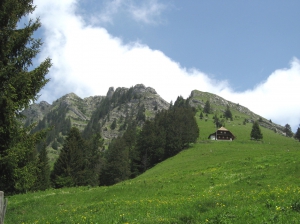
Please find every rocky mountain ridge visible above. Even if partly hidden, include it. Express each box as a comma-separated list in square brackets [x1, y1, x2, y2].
[22, 84, 288, 152]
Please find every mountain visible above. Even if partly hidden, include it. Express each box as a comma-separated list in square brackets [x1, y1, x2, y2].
[22, 84, 169, 153]
[22, 84, 287, 155]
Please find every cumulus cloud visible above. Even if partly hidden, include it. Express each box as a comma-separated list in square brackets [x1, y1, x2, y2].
[32, 0, 300, 131]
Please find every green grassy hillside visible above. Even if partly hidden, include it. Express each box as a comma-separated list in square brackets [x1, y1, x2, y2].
[5, 114, 300, 223]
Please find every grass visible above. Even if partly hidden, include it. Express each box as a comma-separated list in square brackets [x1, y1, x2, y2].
[5, 114, 300, 223]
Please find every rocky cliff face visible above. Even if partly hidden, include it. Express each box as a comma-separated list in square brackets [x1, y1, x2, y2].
[22, 84, 169, 149]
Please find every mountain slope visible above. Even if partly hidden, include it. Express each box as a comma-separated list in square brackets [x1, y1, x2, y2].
[189, 90, 286, 135]
[6, 111, 300, 223]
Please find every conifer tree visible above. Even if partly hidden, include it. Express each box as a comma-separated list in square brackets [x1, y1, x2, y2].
[224, 105, 233, 120]
[199, 112, 203, 119]
[284, 124, 293, 137]
[203, 100, 211, 114]
[34, 144, 51, 191]
[84, 133, 103, 186]
[51, 127, 86, 188]
[100, 137, 130, 186]
[0, 0, 51, 194]
[295, 125, 300, 142]
[250, 121, 263, 140]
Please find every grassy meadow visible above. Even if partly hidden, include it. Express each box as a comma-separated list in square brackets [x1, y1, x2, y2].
[5, 113, 300, 223]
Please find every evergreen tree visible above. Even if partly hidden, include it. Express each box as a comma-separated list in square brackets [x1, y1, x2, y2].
[295, 125, 300, 142]
[224, 105, 233, 120]
[250, 121, 263, 140]
[100, 137, 130, 186]
[34, 144, 50, 191]
[51, 127, 86, 188]
[199, 112, 203, 119]
[284, 124, 293, 137]
[84, 133, 103, 186]
[0, 0, 51, 194]
[203, 100, 211, 114]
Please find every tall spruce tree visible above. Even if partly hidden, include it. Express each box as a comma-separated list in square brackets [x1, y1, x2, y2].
[100, 137, 131, 186]
[284, 124, 293, 137]
[51, 127, 86, 188]
[250, 121, 263, 140]
[34, 144, 50, 191]
[0, 0, 51, 193]
[203, 100, 211, 114]
[224, 105, 233, 120]
[295, 125, 300, 142]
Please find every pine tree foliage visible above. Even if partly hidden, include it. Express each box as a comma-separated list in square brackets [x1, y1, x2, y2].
[203, 100, 211, 114]
[250, 121, 263, 140]
[295, 125, 300, 142]
[0, 0, 51, 153]
[100, 96, 199, 186]
[100, 137, 131, 186]
[224, 105, 233, 120]
[51, 127, 86, 188]
[0, 0, 51, 194]
[284, 124, 293, 137]
[34, 143, 51, 191]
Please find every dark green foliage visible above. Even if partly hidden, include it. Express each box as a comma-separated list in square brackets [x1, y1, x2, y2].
[110, 119, 117, 130]
[295, 125, 300, 142]
[51, 127, 86, 188]
[84, 133, 103, 186]
[213, 115, 222, 128]
[284, 124, 293, 137]
[136, 120, 166, 171]
[100, 137, 131, 186]
[251, 121, 263, 140]
[34, 144, 50, 191]
[0, 0, 51, 194]
[203, 100, 211, 114]
[224, 105, 233, 120]
[0, 126, 47, 194]
[100, 96, 199, 186]
[100, 124, 138, 185]
[136, 104, 146, 122]
[200, 112, 203, 119]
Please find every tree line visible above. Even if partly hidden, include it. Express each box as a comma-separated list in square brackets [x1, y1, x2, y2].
[51, 96, 199, 187]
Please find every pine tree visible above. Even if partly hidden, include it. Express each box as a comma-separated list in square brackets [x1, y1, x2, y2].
[84, 133, 103, 186]
[100, 137, 130, 186]
[34, 144, 50, 191]
[224, 105, 233, 120]
[203, 100, 211, 114]
[199, 112, 203, 119]
[294, 125, 300, 142]
[284, 124, 293, 137]
[51, 127, 86, 188]
[251, 121, 263, 140]
[0, 0, 51, 194]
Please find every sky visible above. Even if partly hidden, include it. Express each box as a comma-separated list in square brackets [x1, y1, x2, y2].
[29, 0, 300, 131]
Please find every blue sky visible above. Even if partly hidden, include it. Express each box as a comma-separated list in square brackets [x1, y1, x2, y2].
[97, 0, 300, 91]
[31, 0, 300, 131]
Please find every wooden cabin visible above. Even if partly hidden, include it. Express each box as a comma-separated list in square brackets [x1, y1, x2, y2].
[208, 127, 235, 141]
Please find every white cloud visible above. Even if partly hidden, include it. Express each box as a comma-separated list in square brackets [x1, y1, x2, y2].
[32, 0, 300, 131]
[128, 0, 167, 24]
[88, 0, 167, 25]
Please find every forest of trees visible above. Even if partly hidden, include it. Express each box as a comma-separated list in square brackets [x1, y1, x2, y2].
[48, 96, 199, 188]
